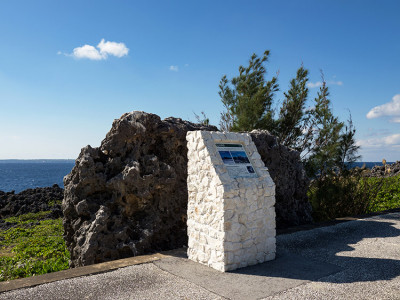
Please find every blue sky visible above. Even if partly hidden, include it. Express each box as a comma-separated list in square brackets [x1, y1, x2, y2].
[0, 0, 399, 161]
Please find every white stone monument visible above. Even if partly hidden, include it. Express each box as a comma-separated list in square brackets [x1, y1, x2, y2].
[186, 131, 276, 272]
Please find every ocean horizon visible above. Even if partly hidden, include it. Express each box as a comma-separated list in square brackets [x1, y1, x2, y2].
[0, 159, 75, 193]
[0, 159, 396, 193]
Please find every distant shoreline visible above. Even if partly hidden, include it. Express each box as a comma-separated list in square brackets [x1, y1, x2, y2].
[346, 161, 396, 169]
[0, 160, 75, 193]
[0, 159, 75, 163]
[0, 159, 395, 164]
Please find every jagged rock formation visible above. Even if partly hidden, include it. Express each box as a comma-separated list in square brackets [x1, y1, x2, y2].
[0, 184, 63, 220]
[249, 130, 312, 228]
[63, 111, 312, 267]
[367, 161, 400, 178]
[63, 112, 218, 267]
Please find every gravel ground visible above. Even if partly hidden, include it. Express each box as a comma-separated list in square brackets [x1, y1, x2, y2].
[0, 263, 223, 300]
[262, 213, 400, 300]
[1, 212, 399, 300]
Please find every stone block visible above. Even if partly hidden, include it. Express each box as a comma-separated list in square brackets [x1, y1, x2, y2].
[187, 131, 276, 272]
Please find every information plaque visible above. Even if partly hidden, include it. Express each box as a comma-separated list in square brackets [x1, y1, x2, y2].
[187, 131, 276, 272]
[216, 143, 258, 178]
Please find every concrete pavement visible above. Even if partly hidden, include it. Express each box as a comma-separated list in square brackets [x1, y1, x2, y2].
[1, 212, 399, 299]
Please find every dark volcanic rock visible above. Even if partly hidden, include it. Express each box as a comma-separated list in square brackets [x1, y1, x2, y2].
[63, 112, 312, 267]
[0, 184, 64, 219]
[250, 130, 312, 228]
[63, 111, 218, 267]
[367, 161, 400, 178]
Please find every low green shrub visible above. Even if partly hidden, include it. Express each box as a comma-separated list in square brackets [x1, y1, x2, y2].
[308, 173, 400, 222]
[368, 174, 400, 211]
[48, 199, 62, 207]
[4, 211, 51, 224]
[0, 212, 70, 281]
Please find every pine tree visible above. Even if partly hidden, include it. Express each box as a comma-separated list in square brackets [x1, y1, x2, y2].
[217, 51, 361, 179]
[276, 66, 309, 150]
[336, 113, 361, 172]
[218, 50, 278, 132]
[305, 80, 343, 179]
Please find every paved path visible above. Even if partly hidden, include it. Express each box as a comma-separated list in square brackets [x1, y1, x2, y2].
[1, 212, 399, 299]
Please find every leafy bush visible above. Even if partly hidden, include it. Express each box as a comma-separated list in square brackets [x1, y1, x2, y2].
[368, 174, 400, 212]
[308, 173, 400, 222]
[0, 212, 70, 281]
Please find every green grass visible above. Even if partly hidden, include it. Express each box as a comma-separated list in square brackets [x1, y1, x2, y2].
[0, 211, 70, 281]
[4, 211, 51, 224]
[1, 175, 398, 281]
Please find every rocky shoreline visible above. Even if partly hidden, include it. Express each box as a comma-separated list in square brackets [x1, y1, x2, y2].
[0, 160, 398, 236]
[0, 161, 398, 222]
[365, 161, 400, 177]
[0, 184, 63, 230]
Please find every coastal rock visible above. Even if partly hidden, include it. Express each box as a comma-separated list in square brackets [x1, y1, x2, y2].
[63, 112, 312, 267]
[0, 184, 63, 220]
[249, 130, 312, 228]
[367, 161, 400, 178]
[63, 111, 217, 267]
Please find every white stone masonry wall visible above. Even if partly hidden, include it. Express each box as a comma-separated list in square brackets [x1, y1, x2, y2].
[186, 131, 276, 272]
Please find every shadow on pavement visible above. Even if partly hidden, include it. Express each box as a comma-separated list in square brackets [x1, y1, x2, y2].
[246, 216, 400, 283]
[162, 215, 400, 283]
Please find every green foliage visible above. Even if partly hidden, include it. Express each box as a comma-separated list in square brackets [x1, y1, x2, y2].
[218, 51, 361, 181]
[368, 174, 400, 211]
[48, 199, 62, 207]
[216, 50, 399, 222]
[0, 212, 69, 281]
[303, 80, 344, 178]
[218, 50, 279, 132]
[277, 66, 309, 150]
[4, 211, 51, 224]
[309, 173, 400, 222]
[336, 114, 361, 172]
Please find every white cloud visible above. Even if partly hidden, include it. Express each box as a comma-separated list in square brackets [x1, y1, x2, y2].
[366, 94, 400, 121]
[65, 39, 129, 60]
[357, 128, 400, 161]
[97, 39, 129, 58]
[307, 80, 343, 89]
[169, 65, 179, 72]
[383, 133, 400, 145]
[357, 133, 400, 148]
[357, 133, 400, 161]
[392, 117, 400, 123]
[363, 128, 392, 138]
[328, 80, 343, 86]
[73, 44, 104, 60]
[307, 81, 323, 88]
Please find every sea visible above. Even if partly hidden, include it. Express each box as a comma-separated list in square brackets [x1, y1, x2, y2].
[0, 160, 75, 193]
[348, 162, 395, 169]
[0, 160, 395, 194]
